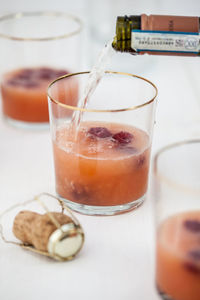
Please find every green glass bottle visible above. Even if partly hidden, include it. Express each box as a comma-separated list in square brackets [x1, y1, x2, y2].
[112, 15, 141, 53]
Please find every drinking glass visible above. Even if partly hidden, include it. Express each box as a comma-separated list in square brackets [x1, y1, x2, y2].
[0, 11, 83, 129]
[48, 71, 157, 216]
[154, 140, 200, 300]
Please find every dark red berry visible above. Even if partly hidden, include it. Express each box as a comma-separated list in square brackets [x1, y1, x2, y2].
[188, 250, 200, 261]
[184, 220, 200, 232]
[112, 131, 133, 144]
[7, 79, 20, 86]
[88, 127, 112, 138]
[7, 78, 39, 88]
[136, 155, 146, 167]
[36, 68, 68, 80]
[37, 67, 55, 79]
[55, 70, 68, 77]
[183, 262, 200, 274]
[21, 81, 39, 88]
[6, 67, 68, 87]
[17, 69, 34, 79]
[71, 182, 89, 201]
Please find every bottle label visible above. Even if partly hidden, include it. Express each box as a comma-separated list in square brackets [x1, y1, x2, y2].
[131, 30, 200, 54]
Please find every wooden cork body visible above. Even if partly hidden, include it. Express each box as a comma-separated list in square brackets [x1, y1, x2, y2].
[13, 211, 73, 252]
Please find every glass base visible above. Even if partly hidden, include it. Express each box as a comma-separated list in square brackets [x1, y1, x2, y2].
[58, 194, 146, 216]
[3, 116, 49, 130]
[157, 286, 174, 300]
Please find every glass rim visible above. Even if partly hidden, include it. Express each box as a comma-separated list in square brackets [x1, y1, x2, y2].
[154, 139, 200, 194]
[47, 70, 158, 113]
[0, 11, 83, 41]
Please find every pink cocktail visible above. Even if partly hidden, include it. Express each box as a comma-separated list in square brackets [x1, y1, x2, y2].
[48, 71, 157, 215]
[156, 211, 200, 300]
[1, 67, 78, 123]
[0, 11, 82, 128]
[154, 140, 200, 300]
[53, 121, 150, 207]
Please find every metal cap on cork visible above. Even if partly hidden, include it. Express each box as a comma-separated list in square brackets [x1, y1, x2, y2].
[48, 222, 84, 261]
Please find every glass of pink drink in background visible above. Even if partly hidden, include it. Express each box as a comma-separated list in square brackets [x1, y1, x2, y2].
[0, 12, 82, 129]
[48, 71, 157, 215]
[154, 140, 200, 300]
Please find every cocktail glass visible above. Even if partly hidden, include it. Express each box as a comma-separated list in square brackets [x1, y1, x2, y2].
[48, 71, 157, 215]
[154, 140, 200, 300]
[0, 11, 82, 129]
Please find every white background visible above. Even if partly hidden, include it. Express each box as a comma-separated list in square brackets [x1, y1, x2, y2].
[0, 0, 200, 299]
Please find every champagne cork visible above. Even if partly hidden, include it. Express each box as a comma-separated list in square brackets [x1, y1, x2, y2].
[13, 210, 84, 260]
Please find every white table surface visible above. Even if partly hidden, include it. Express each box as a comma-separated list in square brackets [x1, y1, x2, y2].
[0, 0, 200, 298]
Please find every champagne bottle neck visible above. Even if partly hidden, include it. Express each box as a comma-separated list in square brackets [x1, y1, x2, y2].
[112, 14, 200, 56]
[113, 15, 140, 53]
